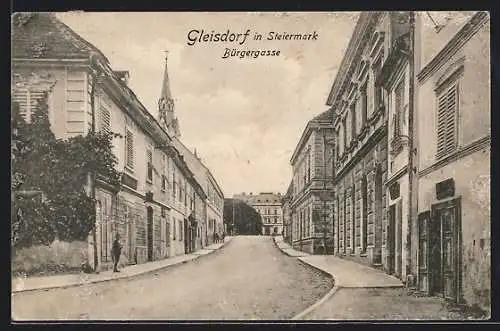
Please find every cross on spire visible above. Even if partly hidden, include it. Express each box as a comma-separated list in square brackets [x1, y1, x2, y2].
[163, 49, 169, 60]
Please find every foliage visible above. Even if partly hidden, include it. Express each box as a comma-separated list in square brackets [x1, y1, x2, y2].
[11, 94, 120, 248]
[223, 199, 263, 235]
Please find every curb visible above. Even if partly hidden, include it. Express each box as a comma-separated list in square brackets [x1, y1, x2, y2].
[272, 237, 338, 321]
[12, 239, 231, 294]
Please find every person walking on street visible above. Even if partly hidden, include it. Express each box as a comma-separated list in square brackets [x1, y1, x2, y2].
[112, 233, 122, 272]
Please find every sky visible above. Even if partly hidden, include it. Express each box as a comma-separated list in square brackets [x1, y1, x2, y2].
[56, 12, 359, 197]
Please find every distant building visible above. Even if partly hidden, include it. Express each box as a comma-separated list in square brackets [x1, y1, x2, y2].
[289, 109, 335, 254]
[233, 192, 283, 235]
[156, 54, 225, 249]
[281, 182, 293, 245]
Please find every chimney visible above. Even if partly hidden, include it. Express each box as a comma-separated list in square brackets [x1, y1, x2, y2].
[114, 70, 130, 85]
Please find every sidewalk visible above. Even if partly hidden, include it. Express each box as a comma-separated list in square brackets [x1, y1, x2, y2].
[274, 236, 311, 257]
[12, 239, 230, 294]
[273, 236, 403, 288]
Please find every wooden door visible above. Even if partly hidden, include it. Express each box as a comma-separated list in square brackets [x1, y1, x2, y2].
[418, 211, 431, 293]
[387, 204, 396, 275]
[395, 200, 403, 278]
[438, 204, 460, 302]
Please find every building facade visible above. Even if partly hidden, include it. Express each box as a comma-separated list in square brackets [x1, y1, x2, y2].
[232, 192, 283, 235]
[327, 12, 413, 270]
[289, 110, 335, 254]
[11, 12, 219, 271]
[156, 55, 225, 248]
[413, 11, 490, 310]
[281, 183, 293, 245]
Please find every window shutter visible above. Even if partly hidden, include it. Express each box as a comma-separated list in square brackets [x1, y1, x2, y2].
[147, 149, 153, 182]
[100, 106, 111, 134]
[12, 88, 46, 122]
[436, 84, 458, 159]
[125, 130, 134, 169]
[394, 79, 404, 138]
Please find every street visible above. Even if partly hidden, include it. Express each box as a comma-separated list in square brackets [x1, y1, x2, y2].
[11, 236, 333, 320]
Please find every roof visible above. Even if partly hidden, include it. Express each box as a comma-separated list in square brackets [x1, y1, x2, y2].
[326, 13, 378, 106]
[11, 13, 108, 62]
[290, 108, 335, 164]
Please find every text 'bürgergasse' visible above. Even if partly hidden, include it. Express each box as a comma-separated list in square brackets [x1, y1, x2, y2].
[186, 29, 319, 59]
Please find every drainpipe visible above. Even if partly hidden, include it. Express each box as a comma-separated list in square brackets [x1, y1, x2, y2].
[89, 56, 100, 273]
[406, 11, 416, 283]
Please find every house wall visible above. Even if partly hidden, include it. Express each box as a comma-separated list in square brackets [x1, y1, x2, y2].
[416, 15, 490, 310]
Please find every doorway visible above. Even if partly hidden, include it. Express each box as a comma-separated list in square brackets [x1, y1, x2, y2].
[374, 165, 383, 264]
[184, 219, 190, 254]
[361, 177, 368, 252]
[147, 207, 154, 261]
[387, 200, 403, 277]
[428, 199, 461, 302]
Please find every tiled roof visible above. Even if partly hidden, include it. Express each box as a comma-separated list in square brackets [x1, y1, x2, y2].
[11, 12, 108, 61]
[311, 108, 336, 123]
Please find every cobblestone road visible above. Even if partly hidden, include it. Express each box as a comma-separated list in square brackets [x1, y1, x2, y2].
[12, 236, 333, 321]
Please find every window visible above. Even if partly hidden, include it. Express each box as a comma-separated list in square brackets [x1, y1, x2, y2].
[125, 129, 134, 170]
[178, 220, 183, 241]
[66, 70, 86, 134]
[12, 88, 47, 122]
[361, 80, 368, 127]
[146, 149, 153, 183]
[161, 154, 167, 191]
[373, 54, 384, 111]
[393, 78, 405, 138]
[436, 83, 459, 159]
[350, 102, 356, 142]
[100, 104, 111, 134]
[343, 116, 348, 150]
[173, 218, 176, 240]
[173, 169, 177, 198]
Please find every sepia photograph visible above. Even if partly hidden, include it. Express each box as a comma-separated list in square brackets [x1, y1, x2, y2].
[10, 11, 491, 321]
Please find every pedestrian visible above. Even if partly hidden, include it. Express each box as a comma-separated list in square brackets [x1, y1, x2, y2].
[222, 231, 226, 242]
[112, 233, 122, 273]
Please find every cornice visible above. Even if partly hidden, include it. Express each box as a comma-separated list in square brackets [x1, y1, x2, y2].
[417, 11, 489, 84]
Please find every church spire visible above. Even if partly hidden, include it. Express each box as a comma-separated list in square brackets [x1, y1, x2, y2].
[158, 50, 180, 137]
[160, 51, 173, 101]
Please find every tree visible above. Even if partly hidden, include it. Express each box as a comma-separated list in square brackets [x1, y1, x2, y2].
[11, 93, 121, 248]
[223, 199, 263, 235]
[11, 96, 56, 247]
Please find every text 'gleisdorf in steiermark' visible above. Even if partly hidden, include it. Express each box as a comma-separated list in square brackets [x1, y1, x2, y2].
[186, 29, 319, 59]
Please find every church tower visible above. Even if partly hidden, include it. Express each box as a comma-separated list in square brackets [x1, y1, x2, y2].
[158, 51, 180, 137]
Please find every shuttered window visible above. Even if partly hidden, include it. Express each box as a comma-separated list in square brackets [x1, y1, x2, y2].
[361, 80, 368, 126]
[350, 102, 356, 141]
[146, 149, 153, 183]
[12, 88, 46, 122]
[161, 154, 167, 191]
[393, 79, 405, 138]
[125, 129, 134, 169]
[436, 83, 459, 159]
[66, 70, 86, 135]
[100, 105, 111, 135]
